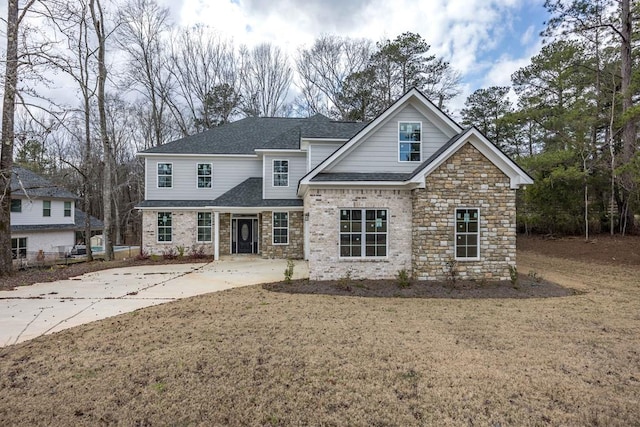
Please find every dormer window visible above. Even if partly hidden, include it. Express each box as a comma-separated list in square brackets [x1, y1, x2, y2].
[399, 122, 421, 162]
[273, 160, 289, 187]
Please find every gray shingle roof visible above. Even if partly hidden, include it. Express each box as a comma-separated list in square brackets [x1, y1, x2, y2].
[409, 130, 470, 178]
[136, 178, 302, 209]
[312, 173, 412, 182]
[10, 167, 76, 199]
[11, 208, 103, 232]
[136, 200, 215, 208]
[74, 208, 104, 230]
[139, 115, 367, 155]
[211, 178, 303, 207]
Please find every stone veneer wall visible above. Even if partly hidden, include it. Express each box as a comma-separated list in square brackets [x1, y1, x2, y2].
[218, 213, 231, 255]
[141, 210, 215, 256]
[261, 211, 304, 259]
[305, 189, 412, 280]
[412, 143, 516, 281]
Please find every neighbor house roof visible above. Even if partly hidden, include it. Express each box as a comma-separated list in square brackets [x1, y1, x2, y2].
[10, 166, 76, 199]
[74, 208, 104, 230]
[138, 115, 367, 155]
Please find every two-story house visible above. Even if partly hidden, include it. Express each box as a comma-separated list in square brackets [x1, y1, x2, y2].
[10, 166, 103, 261]
[137, 89, 533, 281]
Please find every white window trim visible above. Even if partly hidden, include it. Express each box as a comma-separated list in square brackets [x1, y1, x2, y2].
[64, 201, 72, 217]
[157, 162, 173, 189]
[272, 159, 289, 188]
[157, 211, 173, 243]
[11, 237, 27, 259]
[398, 121, 422, 163]
[338, 208, 389, 259]
[272, 211, 289, 245]
[42, 200, 51, 217]
[196, 163, 213, 189]
[454, 207, 480, 261]
[197, 211, 212, 243]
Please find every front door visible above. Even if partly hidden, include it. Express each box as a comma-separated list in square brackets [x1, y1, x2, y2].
[237, 219, 253, 254]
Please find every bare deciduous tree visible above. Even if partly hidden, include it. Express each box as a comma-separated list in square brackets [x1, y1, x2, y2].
[240, 43, 292, 117]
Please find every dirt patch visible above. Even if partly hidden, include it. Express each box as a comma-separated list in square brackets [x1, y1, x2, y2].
[518, 233, 640, 266]
[264, 274, 576, 299]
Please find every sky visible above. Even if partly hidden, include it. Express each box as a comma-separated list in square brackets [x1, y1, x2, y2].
[159, 0, 550, 114]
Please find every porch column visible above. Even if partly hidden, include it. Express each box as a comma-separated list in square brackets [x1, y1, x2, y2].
[214, 211, 220, 260]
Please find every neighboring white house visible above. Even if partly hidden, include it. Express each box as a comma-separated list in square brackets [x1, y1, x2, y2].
[10, 167, 103, 262]
[137, 88, 533, 281]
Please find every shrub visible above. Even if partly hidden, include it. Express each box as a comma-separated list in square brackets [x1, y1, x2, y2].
[445, 257, 458, 286]
[176, 245, 186, 258]
[397, 269, 410, 288]
[508, 265, 518, 288]
[284, 259, 295, 283]
[135, 249, 150, 261]
[189, 245, 207, 259]
[336, 270, 352, 291]
[162, 247, 178, 260]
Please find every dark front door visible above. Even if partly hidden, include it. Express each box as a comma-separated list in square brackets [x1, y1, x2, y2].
[237, 219, 253, 254]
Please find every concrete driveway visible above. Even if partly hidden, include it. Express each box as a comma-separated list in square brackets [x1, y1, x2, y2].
[0, 257, 308, 347]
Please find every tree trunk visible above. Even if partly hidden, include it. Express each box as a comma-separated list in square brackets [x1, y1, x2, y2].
[0, 0, 19, 276]
[619, 0, 636, 233]
[90, 0, 114, 260]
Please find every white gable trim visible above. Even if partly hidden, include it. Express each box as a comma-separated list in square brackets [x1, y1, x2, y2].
[298, 88, 462, 195]
[408, 128, 533, 189]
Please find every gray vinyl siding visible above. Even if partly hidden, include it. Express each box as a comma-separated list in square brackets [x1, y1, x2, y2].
[309, 142, 343, 170]
[264, 154, 307, 199]
[145, 156, 262, 200]
[328, 104, 451, 173]
[10, 198, 74, 226]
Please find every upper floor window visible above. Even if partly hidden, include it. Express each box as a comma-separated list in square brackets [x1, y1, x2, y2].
[64, 201, 72, 217]
[455, 208, 479, 260]
[43, 200, 51, 217]
[10, 199, 21, 213]
[197, 163, 212, 188]
[157, 163, 172, 188]
[399, 122, 421, 162]
[273, 160, 288, 187]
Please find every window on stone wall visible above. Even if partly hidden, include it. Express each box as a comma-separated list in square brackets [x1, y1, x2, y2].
[11, 237, 27, 259]
[197, 212, 212, 242]
[339, 209, 387, 257]
[157, 212, 172, 242]
[273, 212, 288, 244]
[455, 208, 479, 260]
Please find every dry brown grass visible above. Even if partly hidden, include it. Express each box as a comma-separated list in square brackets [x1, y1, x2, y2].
[0, 250, 639, 426]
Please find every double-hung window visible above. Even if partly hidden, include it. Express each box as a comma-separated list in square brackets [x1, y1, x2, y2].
[157, 212, 172, 242]
[10, 199, 21, 213]
[11, 237, 27, 259]
[339, 209, 387, 257]
[197, 212, 212, 242]
[197, 163, 212, 188]
[273, 160, 288, 187]
[43, 200, 51, 217]
[157, 163, 172, 188]
[399, 122, 421, 162]
[455, 208, 479, 260]
[64, 201, 72, 217]
[272, 212, 288, 245]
